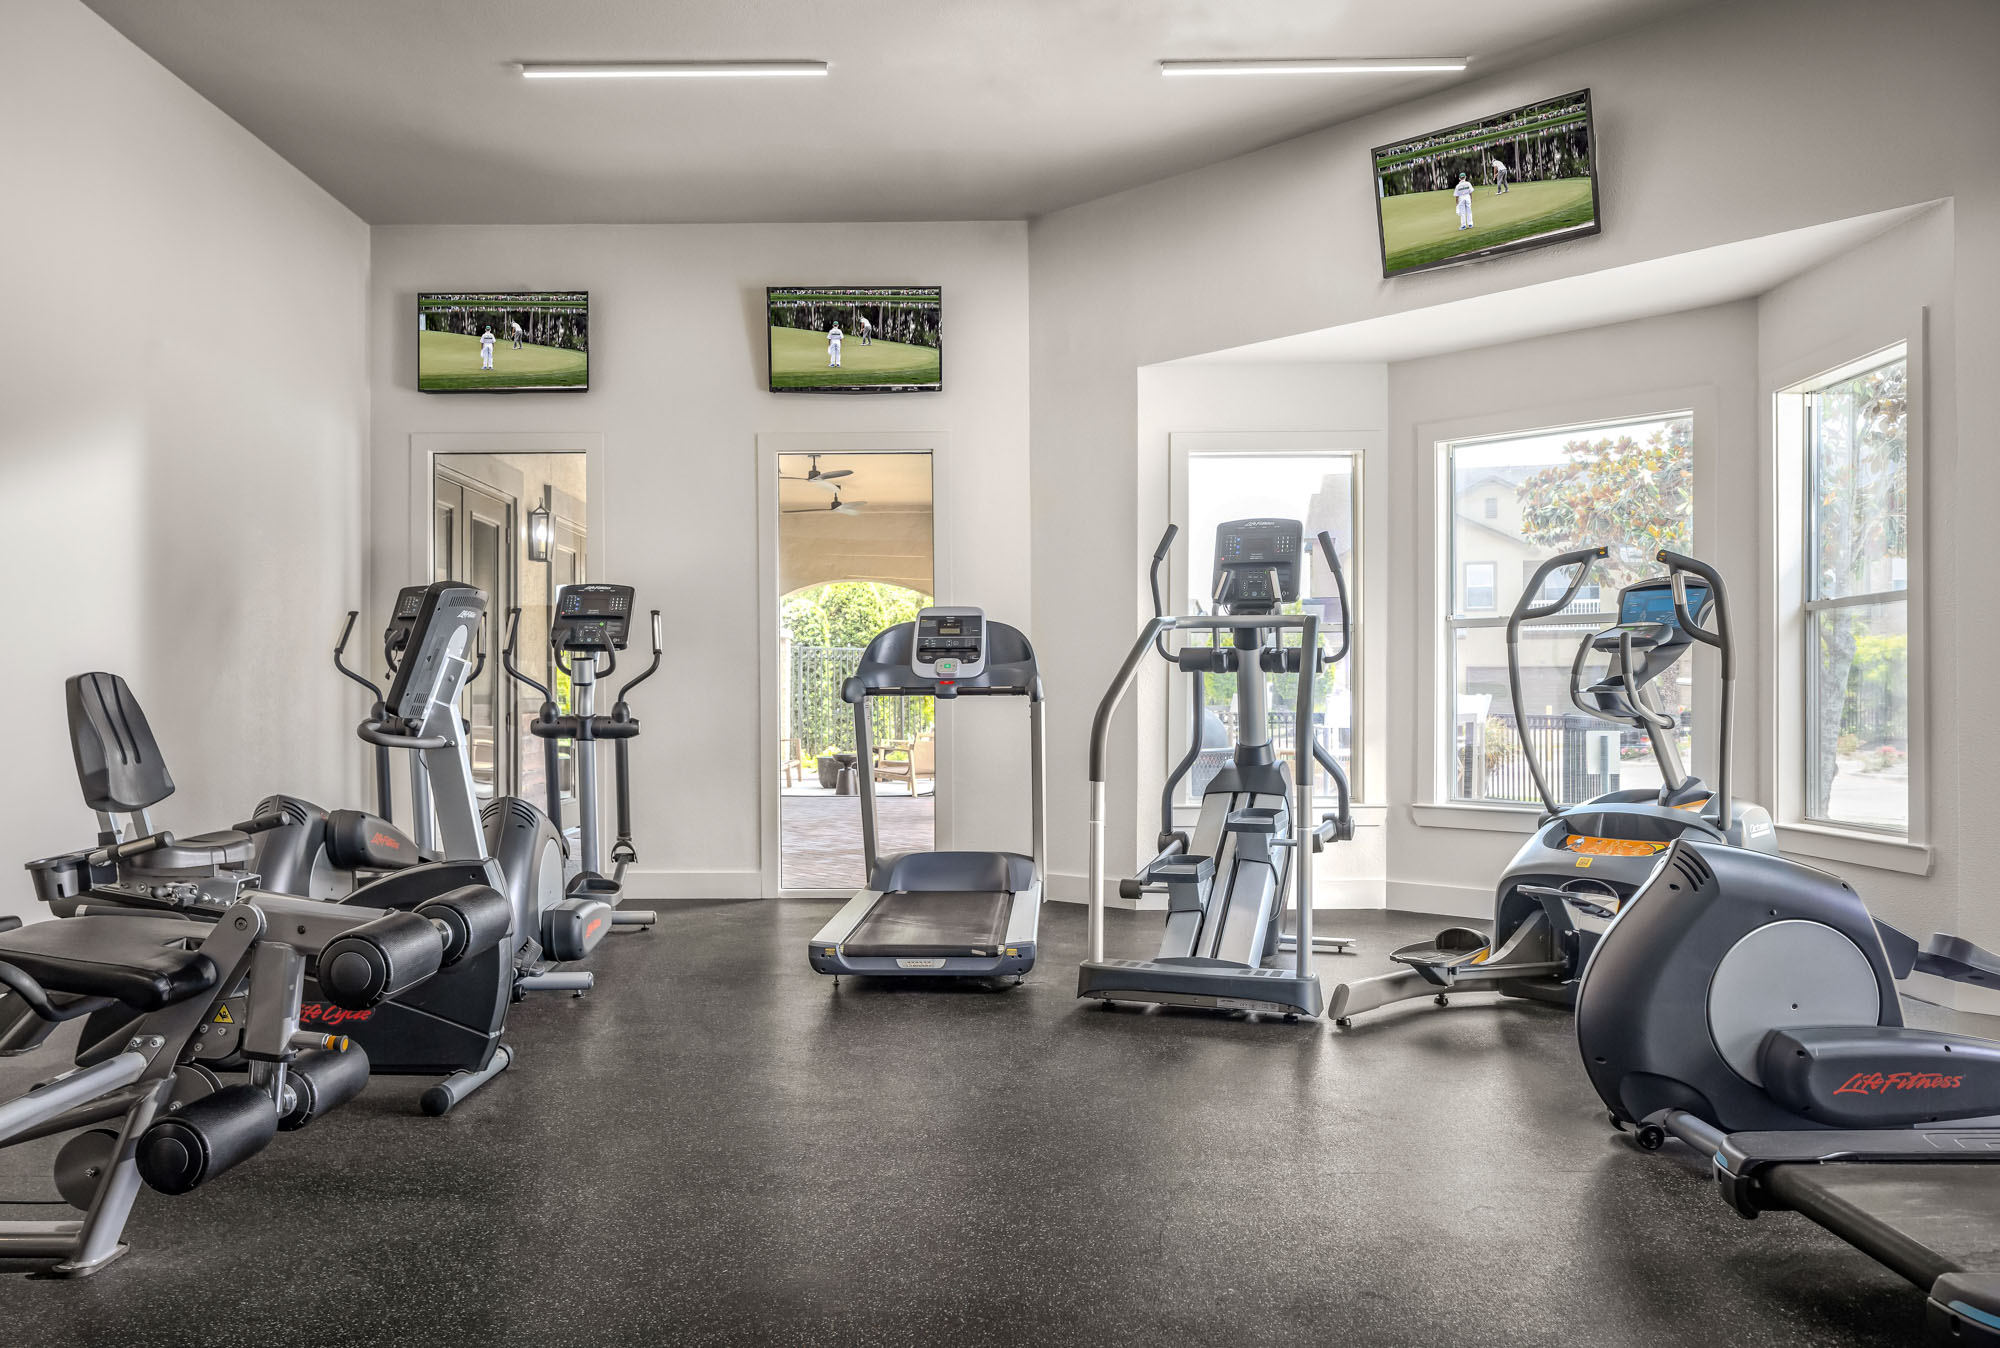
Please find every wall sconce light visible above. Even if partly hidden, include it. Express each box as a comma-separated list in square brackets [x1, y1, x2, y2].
[527, 501, 553, 563]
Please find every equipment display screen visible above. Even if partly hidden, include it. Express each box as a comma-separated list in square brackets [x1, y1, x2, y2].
[1620, 583, 1708, 628]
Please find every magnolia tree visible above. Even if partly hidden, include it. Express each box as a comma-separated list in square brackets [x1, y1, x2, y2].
[1515, 418, 1694, 594]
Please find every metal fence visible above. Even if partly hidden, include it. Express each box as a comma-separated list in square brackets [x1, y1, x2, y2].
[788, 644, 932, 760]
[1456, 711, 1629, 805]
[1197, 709, 1351, 799]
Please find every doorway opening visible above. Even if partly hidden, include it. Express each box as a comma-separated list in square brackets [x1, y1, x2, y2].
[431, 452, 587, 820]
[777, 451, 935, 890]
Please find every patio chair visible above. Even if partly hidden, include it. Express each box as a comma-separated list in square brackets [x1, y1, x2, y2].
[873, 736, 935, 794]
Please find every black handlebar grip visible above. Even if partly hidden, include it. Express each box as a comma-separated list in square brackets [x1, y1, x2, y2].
[230, 812, 289, 836]
[1152, 524, 1180, 563]
[317, 912, 446, 1009]
[1118, 878, 1145, 900]
[1515, 546, 1610, 623]
[415, 886, 513, 966]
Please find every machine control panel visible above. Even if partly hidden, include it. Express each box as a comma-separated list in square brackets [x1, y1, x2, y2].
[1212, 518, 1304, 615]
[912, 607, 987, 681]
[552, 584, 635, 653]
[385, 584, 430, 655]
[1617, 579, 1711, 630]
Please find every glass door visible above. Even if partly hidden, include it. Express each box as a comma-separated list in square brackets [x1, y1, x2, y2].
[432, 467, 516, 800]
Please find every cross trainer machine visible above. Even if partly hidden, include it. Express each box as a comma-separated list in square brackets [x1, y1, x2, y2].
[1329, 548, 1777, 1026]
[502, 582, 661, 928]
[808, 607, 1045, 980]
[1577, 839, 2000, 1344]
[1078, 519, 1356, 1021]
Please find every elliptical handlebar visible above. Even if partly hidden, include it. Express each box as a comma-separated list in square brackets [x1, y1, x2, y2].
[614, 610, 664, 714]
[1148, 524, 1179, 659]
[334, 611, 385, 706]
[1658, 548, 1736, 830]
[1508, 546, 1609, 819]
[501, 607, 555, 705]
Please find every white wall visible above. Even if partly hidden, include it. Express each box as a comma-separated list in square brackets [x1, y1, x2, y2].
[366, 224, 1030, 897]
[1030, 0, 2000, 927]
[0, 0, 370, 922]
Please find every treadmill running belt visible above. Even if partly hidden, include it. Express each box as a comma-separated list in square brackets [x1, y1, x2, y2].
[1765, 1163, 2000, 1290]
[843, 891, 1013, 959]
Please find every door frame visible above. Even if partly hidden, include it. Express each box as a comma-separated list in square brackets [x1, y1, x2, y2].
[405, 433, 607, 811]
[433, 459, 525, 797]
[757, 432, 952, 898]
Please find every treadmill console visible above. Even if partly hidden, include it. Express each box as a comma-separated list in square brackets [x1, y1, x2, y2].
[912, 607, 987, 682]
[552, 583, 635, 653]
[1212, 518, 1303, 616]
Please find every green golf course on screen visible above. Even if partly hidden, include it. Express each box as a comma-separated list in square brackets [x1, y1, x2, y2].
[418, 292, 590, 392]
[767, 286, 942, 392]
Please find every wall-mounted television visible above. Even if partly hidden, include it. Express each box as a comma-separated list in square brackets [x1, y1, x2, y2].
[767, 286, 941, 393]
[1372, 89, 1600, 278]
[418, 291, 589, 393]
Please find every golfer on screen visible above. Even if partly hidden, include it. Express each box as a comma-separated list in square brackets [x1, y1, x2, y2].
[857, 314, 873, 345]
[1455, 174, 1475, 230]
[827, 323, 844, 369]
[480, 327, 496, 370]
[509, 320, 524, 349]
[1491, 157, 1510, 193]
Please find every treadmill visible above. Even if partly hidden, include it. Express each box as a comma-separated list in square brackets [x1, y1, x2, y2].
[807, 607, 1045, 980]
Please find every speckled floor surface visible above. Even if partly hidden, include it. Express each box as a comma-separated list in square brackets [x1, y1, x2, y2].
[0, 902, 1951, 1346]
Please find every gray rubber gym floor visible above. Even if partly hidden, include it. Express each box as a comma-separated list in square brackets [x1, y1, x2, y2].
[0, 902, 1960, 1346]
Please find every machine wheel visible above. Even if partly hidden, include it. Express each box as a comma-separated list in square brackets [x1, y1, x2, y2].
[1434, 994, 1450, 1008]
[54, 1129, 120, 1209]
[1636, 1123, 1668, 1152]
[1335, 1017, 1352, 1029]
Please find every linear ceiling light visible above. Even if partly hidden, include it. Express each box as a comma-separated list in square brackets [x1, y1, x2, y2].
[520, 61, 829, 79]
[1160, 58, 1467, 77]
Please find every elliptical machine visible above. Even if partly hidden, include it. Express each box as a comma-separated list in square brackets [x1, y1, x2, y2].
[1329, 547, 1777, 1026]
[500, 583, 660, 927]
[1578, 840, 2000, 1344]
[1077, 519, 1357, 1021]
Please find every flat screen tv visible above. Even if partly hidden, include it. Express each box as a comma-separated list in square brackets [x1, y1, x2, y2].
[418, 292, 589, 393]
[1372, 89, 1600, 278]
[767, 286, 941, 393]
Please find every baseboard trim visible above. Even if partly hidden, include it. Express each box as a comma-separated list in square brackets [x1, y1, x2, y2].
[617, 869, 764, 901]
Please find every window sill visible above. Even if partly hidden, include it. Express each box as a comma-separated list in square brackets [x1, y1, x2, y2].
[1776, 822, 1933, 877]
[1409, 802, 1540, 835]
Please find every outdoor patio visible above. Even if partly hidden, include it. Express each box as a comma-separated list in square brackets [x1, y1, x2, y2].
[780, 787, 934, 890]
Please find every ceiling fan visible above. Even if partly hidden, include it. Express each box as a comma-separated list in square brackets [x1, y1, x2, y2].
[778, 454, 853, 492]
[782, 485, 868, 515]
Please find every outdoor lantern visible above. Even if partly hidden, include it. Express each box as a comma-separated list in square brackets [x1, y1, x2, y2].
[527, 500, 553, 562]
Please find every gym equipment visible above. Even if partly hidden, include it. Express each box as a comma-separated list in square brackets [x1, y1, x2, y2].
[1077, 519, 1356, 1020]
[45, 583, 579, 1114]
[1577, 838, 2000, 1344]
[502, 582, 661, 927]
[7, 823, 503, 1273]
[808, 607, 1045, 980]
[1329, 548, 1776, 1026]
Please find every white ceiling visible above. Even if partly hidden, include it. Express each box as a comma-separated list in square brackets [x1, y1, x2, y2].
[82, 0, 1707, 224]
[1170, 205, 1934, 366]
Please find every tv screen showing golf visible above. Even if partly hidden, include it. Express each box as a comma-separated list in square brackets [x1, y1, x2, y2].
[418, 292, 589, 392]
[767, 286, 942, 393]
[1371, 89, 1600, 278]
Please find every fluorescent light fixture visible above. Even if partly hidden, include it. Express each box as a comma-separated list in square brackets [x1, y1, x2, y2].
[520, 61, 828, 79]
[1160, 57, 1467, 77]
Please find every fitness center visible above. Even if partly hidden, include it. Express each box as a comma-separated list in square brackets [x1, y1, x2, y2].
[3, 1, 1997, 1345]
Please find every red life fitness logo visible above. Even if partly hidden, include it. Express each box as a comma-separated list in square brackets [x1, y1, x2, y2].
[1833, 1070, 1965, 1096]
[300, 1002, 377, 1029]
[371, 833, 401, 851]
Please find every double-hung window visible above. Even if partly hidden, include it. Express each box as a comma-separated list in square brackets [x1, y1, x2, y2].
[1788, 345, 1911, 834]
[1444, 413, 1694, 805]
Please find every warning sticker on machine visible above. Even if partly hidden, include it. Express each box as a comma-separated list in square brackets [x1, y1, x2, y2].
[211, 1005, 235, 1024]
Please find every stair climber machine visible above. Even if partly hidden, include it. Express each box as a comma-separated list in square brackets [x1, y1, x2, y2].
[1328, 548, 1777, 1027]
[501, 582, 661, 931]
[1577, 840, 2000, 1344]
[1077, 519, 1357, 1021]
[40, 583, 596, 1115]
[808, 607, 1045, 981]
[8, 746, 510, 1274]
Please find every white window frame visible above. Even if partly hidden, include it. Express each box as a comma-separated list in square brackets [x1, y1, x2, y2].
[1166, 431, 1384, 822]
[1414, 387, 1718, 832]
[1768, 318, 1928, 872]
